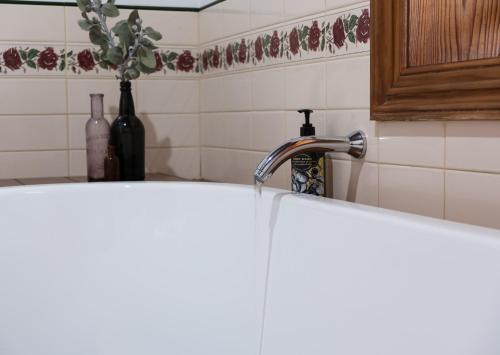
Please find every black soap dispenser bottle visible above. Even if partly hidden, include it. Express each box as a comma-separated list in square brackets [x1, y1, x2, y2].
[291, 109, 325, 196]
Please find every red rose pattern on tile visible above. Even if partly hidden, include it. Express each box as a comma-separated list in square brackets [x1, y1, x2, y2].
[199, 7, 369, 74]
[0, 8, 368, 76]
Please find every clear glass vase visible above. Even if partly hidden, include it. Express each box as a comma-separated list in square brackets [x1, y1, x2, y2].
[85, 94, 110, 182]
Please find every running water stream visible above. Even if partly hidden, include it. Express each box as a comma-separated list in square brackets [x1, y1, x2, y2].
[253, 179, 286, 355]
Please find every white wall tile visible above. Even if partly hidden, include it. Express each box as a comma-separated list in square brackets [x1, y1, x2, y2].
[0, 4, 65, 42]
[0, 151, 68, 179]
[0, 116, 67, 151]
[69, 150, 87, 176]
[446, 121, 500, 173]
[251, 68, 286, 110]
[200, 72, 252, 112]
[201, 147, 261, 185]
[325, 110, 377, 162]
[201, 112, 252, 149]
[146, 147, 200, 179]
[199, 0, 251, 43]
[0, 79, 66, 115]
[251, 111, 286, 151]
[445, 170, 500, 229]
[137, 79, 199, 114]
[379, 121, 445, 168]
[326, 55, 370, 109]
[142, 114, 199, 148]
[379, 165, 444, 219]
[330, 159, 378, 207]
[250, 0, 284, 29]
[285, 63, 326, 110]
[67, 79, 134, 115]
[139, 10, 199, 46]
[325, 0, 362, 11]
[283, 0, 325, 19]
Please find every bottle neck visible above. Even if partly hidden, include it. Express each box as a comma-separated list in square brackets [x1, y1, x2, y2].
[119, 81, 135, 116]
[90, 94, 104, 119]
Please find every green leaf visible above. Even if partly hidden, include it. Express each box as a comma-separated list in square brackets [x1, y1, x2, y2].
[99, 61, 109, 69]
[78, 19, 94, 31]
[161, 53, 169, 62]
[166, 62, 175, 71]
[27, 48, 39, 60]
[106, 46, 123, 64]
[128, 10, 140, 28]
[111, 20, 127, 34]
[76, 0, 89, 12]
[302, 26, 309, 38]
[19, 49, 27, 61]
[139, 37, 157, 49]
[137, 61, 156, 74]
[26, 60, 36, 69]
[112, 20, 132, 47]
[125, 67, 140, 79]
[144, 26, 162, 41]
[301, 41, 307, 51]
[347, 31, 355, 43]
[101, 3, 119, 17]
[348, 15, 358, 31]
[89, 28, 107, 45]
[167, 52, 178, 61]
[321, 36, 325, 51]
[138, 47, 156, 69]
[343, 19, 349, 31]
[59, 59, 66, 71]
[67, 50, 73, 57]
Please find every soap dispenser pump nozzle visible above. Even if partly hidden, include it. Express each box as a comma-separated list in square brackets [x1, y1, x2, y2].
[298, 109, 315, 136]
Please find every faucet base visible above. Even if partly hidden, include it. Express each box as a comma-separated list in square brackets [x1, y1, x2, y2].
[347, 130, 367, 159]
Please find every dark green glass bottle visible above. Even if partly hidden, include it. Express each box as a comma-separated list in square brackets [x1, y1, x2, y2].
[110, 81, 145, 181]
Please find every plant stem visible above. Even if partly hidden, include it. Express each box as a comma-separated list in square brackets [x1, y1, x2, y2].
[89, 0, 126, 80]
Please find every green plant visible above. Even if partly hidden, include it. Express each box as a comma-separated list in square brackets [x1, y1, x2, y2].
[76, 0, 163, 81]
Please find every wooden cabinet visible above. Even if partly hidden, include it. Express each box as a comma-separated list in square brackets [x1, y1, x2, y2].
[371, 0, 500, 121]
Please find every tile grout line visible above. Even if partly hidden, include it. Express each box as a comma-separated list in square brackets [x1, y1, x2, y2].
[64, 5, 71, 178]
[443, 122, 447, 219]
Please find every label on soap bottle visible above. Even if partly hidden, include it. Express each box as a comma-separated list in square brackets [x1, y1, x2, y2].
[291, 153, 325, 196]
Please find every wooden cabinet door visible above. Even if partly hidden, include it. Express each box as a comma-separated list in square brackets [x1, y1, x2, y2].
[371, 0, 500, 121]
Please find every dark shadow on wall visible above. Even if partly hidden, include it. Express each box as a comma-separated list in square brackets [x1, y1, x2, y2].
[141, 113, 172, 175]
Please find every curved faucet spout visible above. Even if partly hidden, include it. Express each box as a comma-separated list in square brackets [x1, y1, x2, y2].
[254, 130, 367, 184]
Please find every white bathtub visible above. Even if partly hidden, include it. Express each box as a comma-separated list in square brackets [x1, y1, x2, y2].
[1, 182, 500, 355]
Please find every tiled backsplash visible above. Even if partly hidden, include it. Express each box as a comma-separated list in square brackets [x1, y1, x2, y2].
[198, 0, 500, 230]
[0, 3, 200, 180]
[1, 0, 500, 230]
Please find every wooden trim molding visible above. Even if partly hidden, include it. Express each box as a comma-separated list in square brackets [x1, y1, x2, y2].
[371, 0, 500, 121]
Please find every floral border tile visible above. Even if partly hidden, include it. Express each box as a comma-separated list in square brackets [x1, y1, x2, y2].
[0, 45, 200, 76]
[0, 45, 66, 75]
[65, 45, 199, 77]
[199, 7, 370, 74]
[0, 7, 369, 77]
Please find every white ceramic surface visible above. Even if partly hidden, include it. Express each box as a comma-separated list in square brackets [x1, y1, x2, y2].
[1, 182, 500, 355]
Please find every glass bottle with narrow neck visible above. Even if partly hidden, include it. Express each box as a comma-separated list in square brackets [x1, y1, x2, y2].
[86, 93, 110, 182]
[110, 81, 145, 181]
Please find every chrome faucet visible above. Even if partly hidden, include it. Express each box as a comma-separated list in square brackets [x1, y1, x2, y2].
[254, 131, 367, 184]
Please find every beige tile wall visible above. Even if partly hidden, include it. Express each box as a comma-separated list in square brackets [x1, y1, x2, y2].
[0, 3, 200, 180]
[198, 0, 500, 230]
